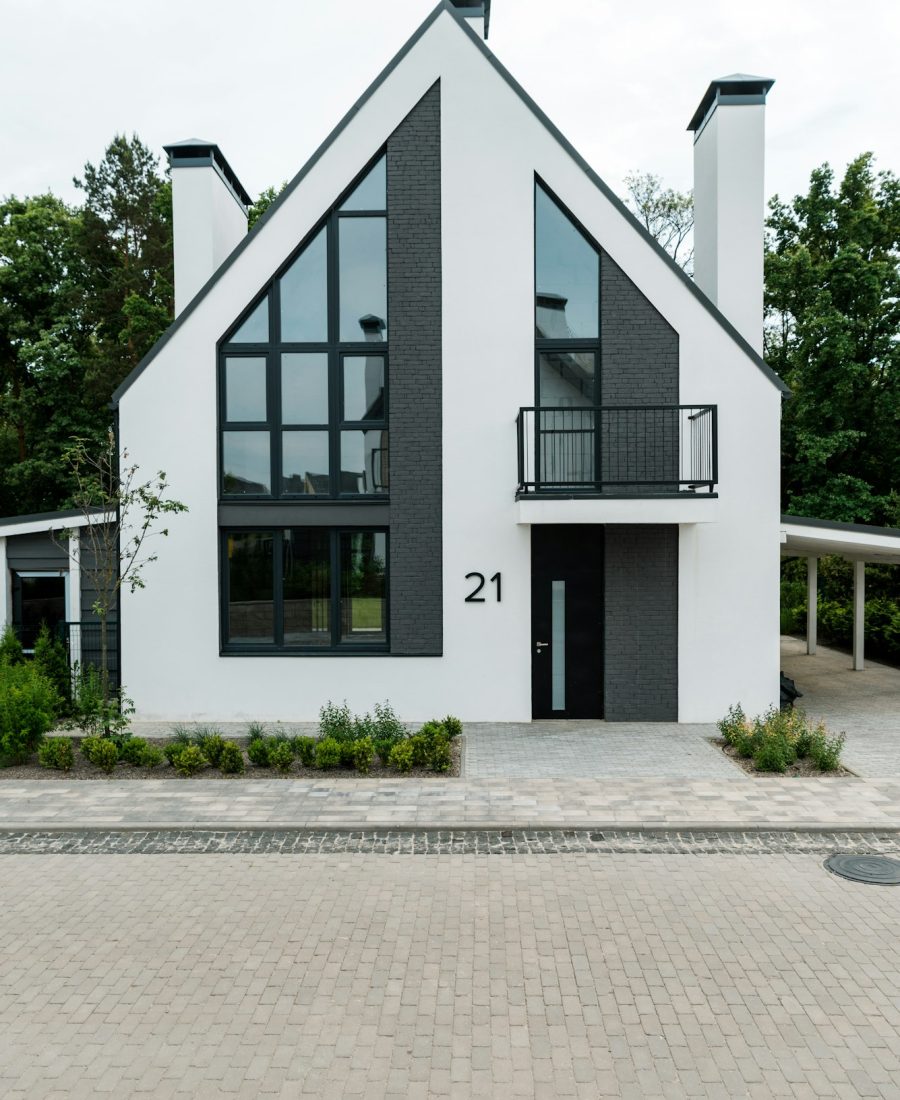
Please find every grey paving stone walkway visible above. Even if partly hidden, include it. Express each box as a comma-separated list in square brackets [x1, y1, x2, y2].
[463, 722, 733, 779]
[782, 635, 900, 778]
[2, 849, 900, 1098]
[3, 776, 900, 830]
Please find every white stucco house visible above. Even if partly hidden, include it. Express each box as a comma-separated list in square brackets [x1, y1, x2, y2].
[2, 0, 809, 722]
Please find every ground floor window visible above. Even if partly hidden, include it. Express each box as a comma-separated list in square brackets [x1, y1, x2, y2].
[222, 528, 388, 652]
[12, 572, 67, 653]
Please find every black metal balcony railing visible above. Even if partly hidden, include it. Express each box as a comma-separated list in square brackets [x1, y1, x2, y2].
[516, 405, 718, 495]
[59, 621, 120, 690]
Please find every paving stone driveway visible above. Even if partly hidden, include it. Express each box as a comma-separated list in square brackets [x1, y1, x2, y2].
[2, 848, 900, 1098]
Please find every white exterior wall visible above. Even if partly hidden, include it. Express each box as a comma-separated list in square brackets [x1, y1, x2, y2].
[119, 12, 781, 723]
[171, 166, 248, 315]
[693, 104, 767, 356]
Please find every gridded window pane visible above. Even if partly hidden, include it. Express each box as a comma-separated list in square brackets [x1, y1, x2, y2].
[539, 351, 596, 407]
[283, 530, 331, 646]
[229, 297, 268, 343]
[339, 156, 386, 212]
[339, 217, 387, 342]
[280, 226, 327, 342]
[343, 356, 385, 421]
[340, 430, 389, 494]
[282, 353, 328, 424]
[535, 186, 599, 339]
[282, 431, 330, 494]
[224, 357, 267, 422]
[227, 532, 274, 643]
[222, 431, 270, 495]
[340, 532, 386, 644]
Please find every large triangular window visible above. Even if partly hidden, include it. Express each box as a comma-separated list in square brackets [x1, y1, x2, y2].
[219, 154, 388, 500]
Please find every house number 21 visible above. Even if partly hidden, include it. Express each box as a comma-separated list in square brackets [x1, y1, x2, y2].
[465, 572, 501, 603]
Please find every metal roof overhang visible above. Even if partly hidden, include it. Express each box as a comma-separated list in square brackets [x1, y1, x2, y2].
[781, 515, 900, 565]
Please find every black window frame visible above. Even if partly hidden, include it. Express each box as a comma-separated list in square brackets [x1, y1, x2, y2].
[218, 150, 389, 502]
[221, 526, 390, 655]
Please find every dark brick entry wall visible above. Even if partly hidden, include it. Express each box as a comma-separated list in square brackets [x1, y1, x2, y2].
[603, 525, 679, 720]
[386, 81, 442, 655]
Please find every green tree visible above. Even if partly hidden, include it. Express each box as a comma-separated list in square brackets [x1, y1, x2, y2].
[0, 194, 106, 515]
[766, 154, 900, 523]
[74, 134, 173, 400]
[624, 171, 694, 272]
[248, 182, 288, 230]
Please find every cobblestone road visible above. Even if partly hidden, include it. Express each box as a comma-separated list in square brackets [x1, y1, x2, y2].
[2, 844, 900, 1098]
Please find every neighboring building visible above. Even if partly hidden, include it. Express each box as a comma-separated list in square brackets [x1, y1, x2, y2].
[2, 1, 789, 722]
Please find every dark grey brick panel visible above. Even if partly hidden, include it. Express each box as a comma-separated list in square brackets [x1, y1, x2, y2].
[604, 525, 678, 720]
[600, 254, 679, 488]
[387, 82, 442, 655]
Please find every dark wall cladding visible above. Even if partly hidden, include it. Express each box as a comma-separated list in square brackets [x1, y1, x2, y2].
[600, 253, 680, 488]
[5, 532, 68, 572]
[386, 81, 442, 655]
[603, 525, 678, 720]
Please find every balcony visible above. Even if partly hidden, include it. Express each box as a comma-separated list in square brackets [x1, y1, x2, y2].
[515, 405, 718, 525]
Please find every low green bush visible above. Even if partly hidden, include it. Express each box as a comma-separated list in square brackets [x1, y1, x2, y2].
[38, 736, 74, 772]
[218, 741, 245, 774]
[442, 715, 463, 739]
[163, 741, 185, 765]
[808, 728, 846, 772]
[120, 737, 148, 766]
[173, 744, 205, 776]
[91, 739, 119, 774]
[290, 736, 316, 767]
[0, 624, 25, 666]
[388, 740, 414, 774]
[339, 740, 357, 767]
[315, 737, 342, 769]
[34, 624, 71, 709]
[319, 701, 355, 742]
[752, 731, 794, 773]
[428, 730, 452, 773]
[352, 736, 375, 775]
[373, 700, 406, 742]
[269, 741, 294, 774]
[247, 737, 271, 768]
[719, 704, 846, 774]
[374, 738, 395, 766]
[407, 734, 429, 768]
[140, 745, 165, 769]
[0, 662, 59, 764]
[198, 732, 226, 767]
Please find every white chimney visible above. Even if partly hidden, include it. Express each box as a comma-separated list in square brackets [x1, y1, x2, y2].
[450, 0, 491, 40]
[688, 75, 774, 355]
[164, 140, 251, 315]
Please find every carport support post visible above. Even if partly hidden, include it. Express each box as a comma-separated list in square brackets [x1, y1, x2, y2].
[806, 556, 817, 655]
[853, 559, 865, 671]
[0, 536, 8, 628]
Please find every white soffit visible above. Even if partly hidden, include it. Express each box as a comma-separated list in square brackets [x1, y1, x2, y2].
[781, 517, 900, 564]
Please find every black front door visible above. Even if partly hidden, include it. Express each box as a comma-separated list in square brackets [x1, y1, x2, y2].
[531, 525, 604, 719]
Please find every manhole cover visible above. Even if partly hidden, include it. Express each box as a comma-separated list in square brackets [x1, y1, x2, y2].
[824, 854, 900, 885]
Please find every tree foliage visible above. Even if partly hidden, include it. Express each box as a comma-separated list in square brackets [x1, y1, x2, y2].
[624, 171, 694, 272]
[766, 154, 900, 524]
[248, 182, 288, 230]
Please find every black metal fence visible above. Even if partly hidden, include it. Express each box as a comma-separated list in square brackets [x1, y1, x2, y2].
[516, 405, 717, 494]
[59, 621, 119, 690]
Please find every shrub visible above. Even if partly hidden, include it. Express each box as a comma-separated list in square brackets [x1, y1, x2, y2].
[752, 731, 793, 773]
[717, 704, 747, 747]
[374, 738, 395, 766]
[388, 740, 414, 773]
[407, 734, 429, 768]
[352, 736, 375, 775]
[68, 666, 133, 740]
[247, 721, 267, 742]
[38, 736, 74, 772]
[247, 737, 271, 768]
[197, 732, 226, 767]
[291, 736, 316, 767]
[34, 624, 71, 709]
[218, 741, 245, 774]
[442, 715, 463, 739]
[0, 662, 59, 764]
[319, 701, 354, 742]
[163, 740, 185, 765]
[428, 730, 453, 773]
[120, 737, 148, 766]
[808, 727, 846, 772]
[140, 745, 165, 769]
[373, 700, 407, 743]
[91, 739, 120, 774]
[173, 744, 205, 776]
[353, 711, 377, 741]
[0, 624, 24, 666]
[269, 741, 294, 774]
[315, 737, 342, 769]
[339, 740, 357, 767]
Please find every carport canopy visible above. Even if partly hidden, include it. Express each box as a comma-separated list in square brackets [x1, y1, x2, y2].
[780, 515, 900, 670]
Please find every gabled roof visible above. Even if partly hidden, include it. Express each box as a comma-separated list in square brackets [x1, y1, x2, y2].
[112, 0, 788, 405]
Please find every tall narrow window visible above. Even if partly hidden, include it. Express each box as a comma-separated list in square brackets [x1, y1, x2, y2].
[218, 154, 388, 500]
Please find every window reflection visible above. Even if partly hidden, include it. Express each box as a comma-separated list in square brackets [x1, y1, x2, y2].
[225, 357, 267, 422]
[222, 432, 270, 495]
[230, 297, 268, 343]
[340, 531, 386, 644]
[339, 217, 387, 342]
[283, 530, 331, 645]
[343, 356, 385, 421]
[341, 430, 389, 494]
[535, 186, 599, 339]
[282, 353, 328, 424]
[282, 431, 330, 494]
[227, 532, 274, 643]
[280, 226, 328, 342]
[339, 156, 386, 212]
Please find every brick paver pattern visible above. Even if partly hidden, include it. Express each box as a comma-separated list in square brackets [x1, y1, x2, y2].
[2, 851, 900, 1099]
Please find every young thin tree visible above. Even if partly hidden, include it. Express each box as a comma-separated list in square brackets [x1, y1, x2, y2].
[55, 431, 187, 707]
[624, 171, 694, 272]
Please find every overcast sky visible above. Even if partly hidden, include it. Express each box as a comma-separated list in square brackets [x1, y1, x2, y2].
[2, 0, 898, 211]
